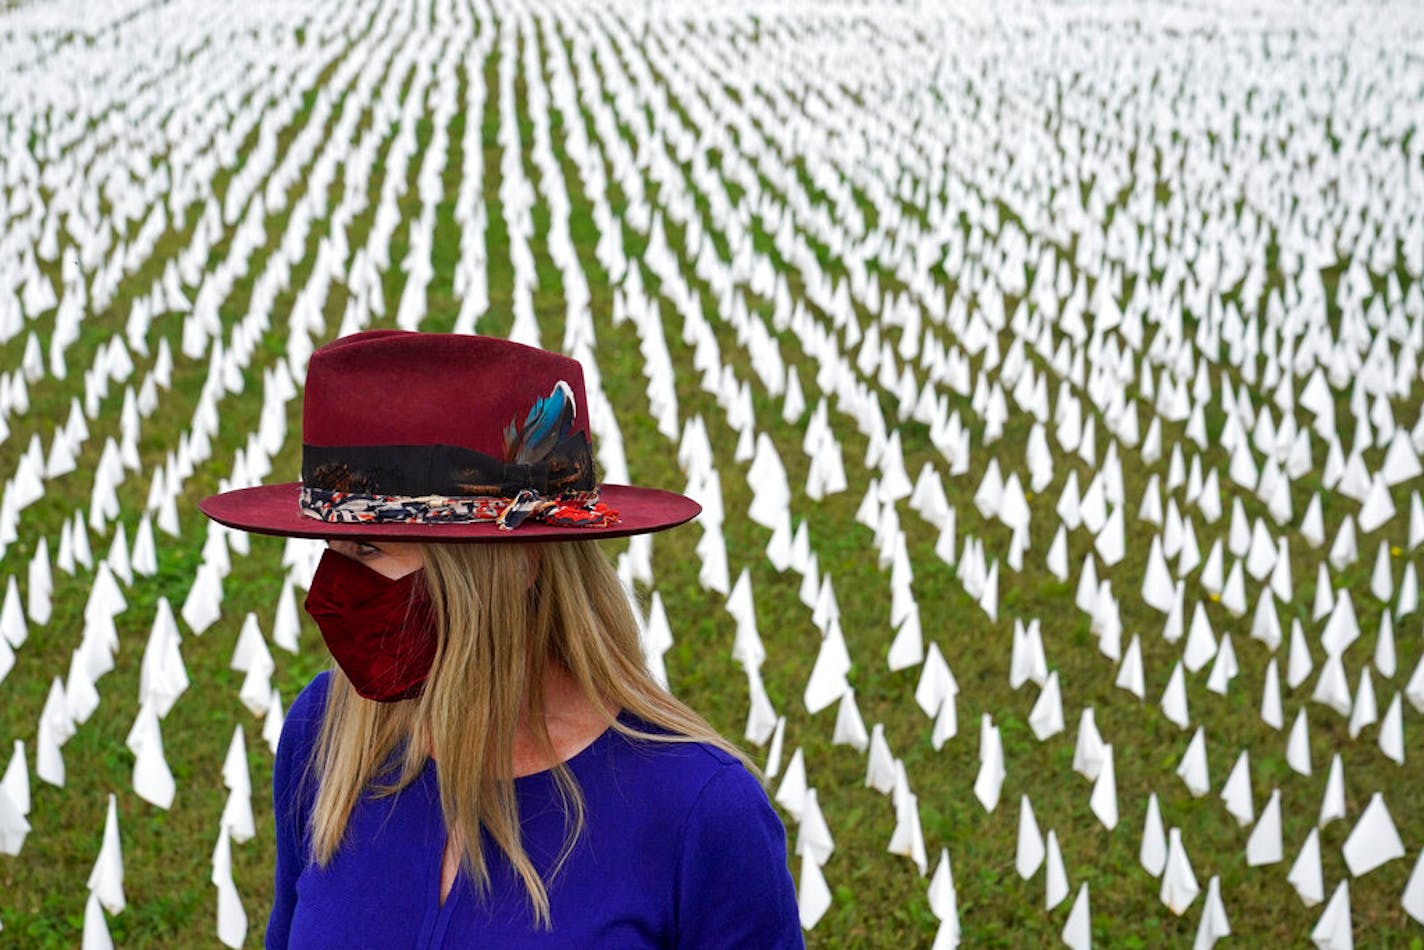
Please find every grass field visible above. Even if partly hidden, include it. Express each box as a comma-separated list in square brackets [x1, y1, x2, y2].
[0, 0, 1422, 946]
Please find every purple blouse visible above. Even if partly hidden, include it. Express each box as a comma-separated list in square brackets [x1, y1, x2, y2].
[267, 671, 805, 948]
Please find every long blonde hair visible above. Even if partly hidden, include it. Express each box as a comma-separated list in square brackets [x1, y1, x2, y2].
[297, 539, 757, 929]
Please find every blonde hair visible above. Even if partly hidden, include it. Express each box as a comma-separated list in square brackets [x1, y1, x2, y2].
[298, 539, 757, 929]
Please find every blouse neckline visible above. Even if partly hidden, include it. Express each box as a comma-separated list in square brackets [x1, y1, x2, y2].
[512, 713, 621, 784]
[419, 709, 634, 786]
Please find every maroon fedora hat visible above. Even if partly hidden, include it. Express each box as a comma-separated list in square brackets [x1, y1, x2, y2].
[198, 330, 701, 542]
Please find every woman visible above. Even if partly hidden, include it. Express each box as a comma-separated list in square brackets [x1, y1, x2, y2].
[199, 330, 803, 947]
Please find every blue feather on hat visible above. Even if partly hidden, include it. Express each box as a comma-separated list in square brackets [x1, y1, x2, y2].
[504, 380, 576, 465]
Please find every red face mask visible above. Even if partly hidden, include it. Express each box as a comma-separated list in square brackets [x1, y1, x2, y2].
[303, 548, 438, 702]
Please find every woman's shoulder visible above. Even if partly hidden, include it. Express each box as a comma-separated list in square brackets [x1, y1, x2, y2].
[595, 711, 766, 815]
[271, 671, 336, 834]
[595, 714, 798, 944]
[608, 710, 746, 766]
[276, 669, 333, 764]
[291, 668, 334, 717]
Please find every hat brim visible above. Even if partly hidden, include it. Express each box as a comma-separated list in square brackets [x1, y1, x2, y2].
[198, 483, 702, 543]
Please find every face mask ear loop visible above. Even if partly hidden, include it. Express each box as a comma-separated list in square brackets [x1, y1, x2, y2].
[403, 568, 432, 644]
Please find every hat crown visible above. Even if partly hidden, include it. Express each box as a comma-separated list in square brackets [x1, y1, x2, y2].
[302, 330, 592, 456]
